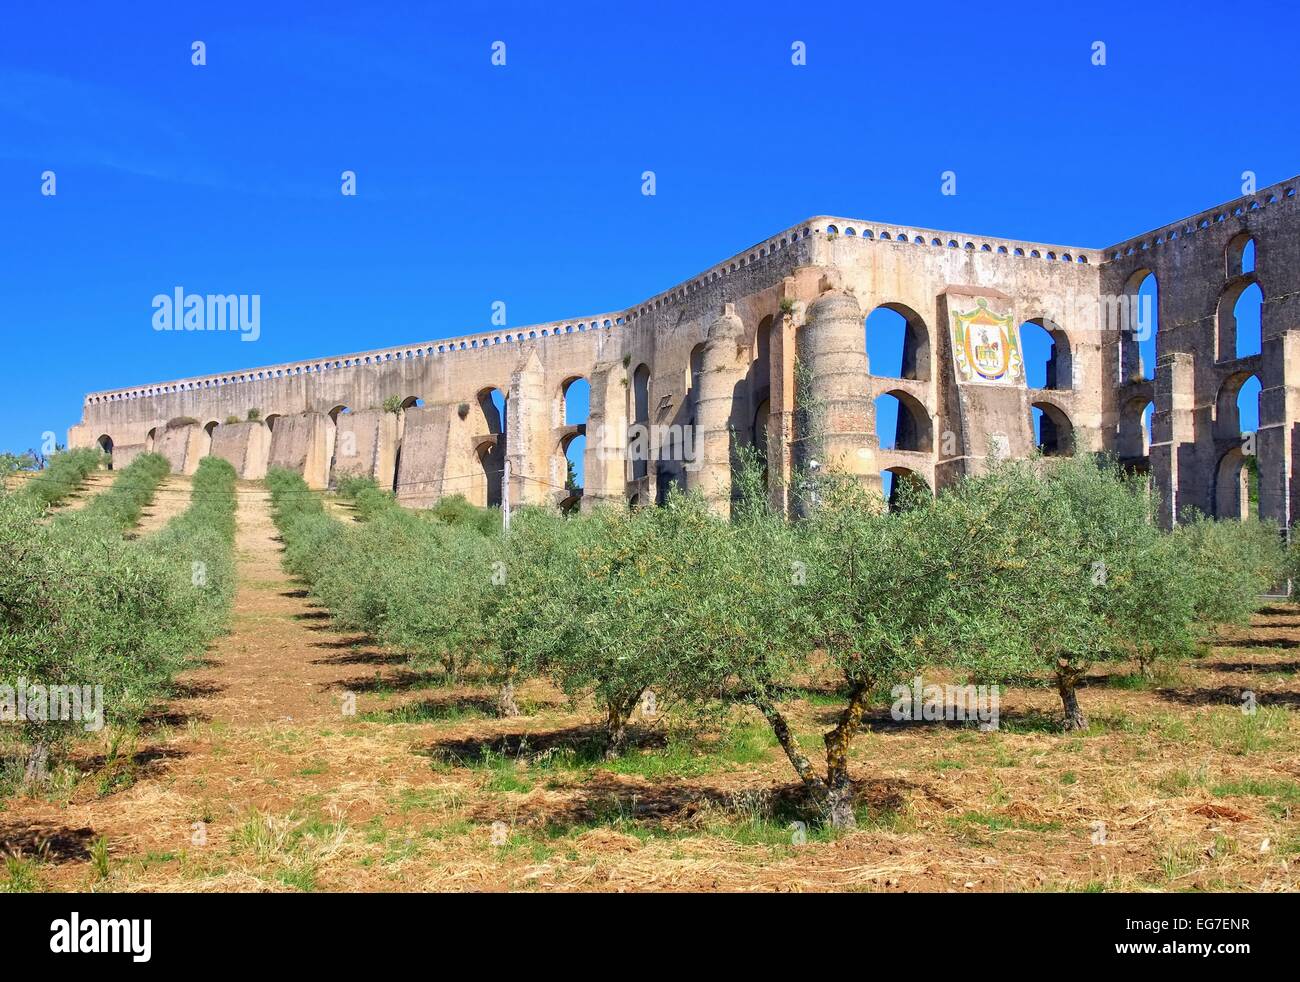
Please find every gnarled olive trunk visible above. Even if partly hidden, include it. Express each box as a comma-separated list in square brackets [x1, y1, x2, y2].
[753, 679, 872, 829]
[823, 682, 870, 829]
[754, 697, 826, 794]
[603, 692, 642, 760]
[497, 681, 519, 717]
[1056, 661, 1087, 732]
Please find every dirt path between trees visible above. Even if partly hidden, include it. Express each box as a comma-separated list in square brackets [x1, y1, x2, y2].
[43, 471, 115, 516]
[131, 475, 193, 537]
[178, 485, 366, 725]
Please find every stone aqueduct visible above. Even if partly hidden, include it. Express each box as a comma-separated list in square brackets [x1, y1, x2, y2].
[71, 175, 1300, 528]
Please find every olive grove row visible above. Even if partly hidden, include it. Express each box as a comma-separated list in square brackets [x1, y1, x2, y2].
[267, 456, 1282, 828]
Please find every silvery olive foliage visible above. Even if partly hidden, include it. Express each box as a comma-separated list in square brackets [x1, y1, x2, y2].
[263, 453, 1281, 829]
[1, 455, 237, 785]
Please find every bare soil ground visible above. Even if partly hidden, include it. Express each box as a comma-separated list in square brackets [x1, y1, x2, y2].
[131, 475, 194, 537]
[2, 486, 1298, 892]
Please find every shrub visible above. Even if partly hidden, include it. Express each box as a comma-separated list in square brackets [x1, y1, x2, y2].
[19, 448, 102, 508]
[336, 476, 397, 522]
[66, 452, 170, 533]
[1181, 514, 1284, 626]
[427, 494, 500, 535]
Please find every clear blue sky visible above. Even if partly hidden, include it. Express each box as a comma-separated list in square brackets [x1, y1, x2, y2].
[2, 0, 1296, 464]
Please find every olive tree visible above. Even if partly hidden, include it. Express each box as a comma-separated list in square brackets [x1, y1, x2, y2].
[681, 455, 1042, 828]
[984, 455, 1205, 729]
[474, 507, 584, 716]
[546, 494, 723, 757]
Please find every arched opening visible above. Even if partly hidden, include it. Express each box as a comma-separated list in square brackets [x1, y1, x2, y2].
[1019, 319, 1072, 390]
[476, 440, 504, 508]
[264, 414, 281, 432]
[561, 378, 588, 427]
[475, 387, 507, 508]
[1226, 233, 1257, 278]
[325, 407, 352, 488]
[874, 390, 932, 453]
[1228, 281, 1264, 360]
[1214, 447, 1254, 520]
[865, 303, 930, 381]
[753, 398, 770, 460]
[560, 376, 589, 494]
[202, 420, 219, 457]
[629, 364, 651, 481]
[1212, 372, 1260, 519]
[1214, 372, 1261, 441]
[1118, 398, 1154, 460]
[1031, 402, 1075, 456]
[399, 396, 424, 409]
[144, 427, 157, 453]
[1216, 275, 1264, 363]
[1121, 270, 1158, 381]
[655, 465, 686, 506]
[753, 315, 773, 395]
[97, 434, 113, 469]
[749, 316, 774, 462]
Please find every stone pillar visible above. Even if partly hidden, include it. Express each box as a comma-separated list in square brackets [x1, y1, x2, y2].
[695, 304, 748, 516]
[155, 422, 206, 475]
[507, 351, 549, 508]
[795, 275, 878, 497]
[268, 412, 331, 489]
[209, 420, 271, 479]
[329, 409, 399, 488]
[582, 362, 627, 510]
[1150, 352, 1196, 527]
[767, 279, 803, 515]
[1258, 329, 1300, 532]
[394, 405, 452, 508]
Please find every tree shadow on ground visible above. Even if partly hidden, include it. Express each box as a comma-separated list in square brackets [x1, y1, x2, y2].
[362, 694, 503, 723]
[812, 705, 1055, 733]
[311, 635, 373, 650]
[325, 668, 450, 694]
[169, 679, 225, 699]
[459, 771, 923, 833]
[422, 723, 662, 767]
[139, 706, 210, 728]
[78, 746, 188, 773]
[1199, 660, 1300, 674]
[1156, 685, 1300, 709]
[1213, 637, 1300, 650]
[311, 648, 408, 667]
[0, 822, 97, 863]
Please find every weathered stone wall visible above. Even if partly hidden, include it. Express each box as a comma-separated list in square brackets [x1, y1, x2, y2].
[1101, 178, 1300, 527]
[69, 176, 1300, 526]
[209, 420, 271, 479]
